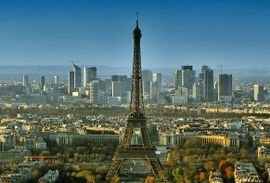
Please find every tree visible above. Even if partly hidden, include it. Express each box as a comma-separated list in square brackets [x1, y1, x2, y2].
[225, 166, 234, 179]
[219, 161, 234, 180]
[157, 170, 167, 181]
[172, 167, 183, 182]
[33, 169, 41, 178]
[39, 150, 50, 156]
[171, 146, 180, 163]
[112, 175, 120, 183]
[219, 160, 227, 169]
[205, 161, 216, 171]
[240, 145, 249, 159]
[166, 159, 174, 168]
[145, 176, 154, 183]
[199, 172, 206, 182]
[74, 170, 95, 183]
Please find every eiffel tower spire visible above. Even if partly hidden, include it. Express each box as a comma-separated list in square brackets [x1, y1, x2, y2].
[106, 15, 164, 182]
[129, 12, 145, 119]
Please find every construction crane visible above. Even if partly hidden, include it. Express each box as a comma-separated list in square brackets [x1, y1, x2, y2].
[217, 65, 223, 74]
[70, 60, 80, 65]
[217, 65, 231, 74]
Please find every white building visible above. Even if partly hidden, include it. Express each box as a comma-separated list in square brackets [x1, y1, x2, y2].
[159, 131, 240, 148]
[89, 80, 99, 104]
[254, 84, 264, 102]
[112, 81, 122, 97]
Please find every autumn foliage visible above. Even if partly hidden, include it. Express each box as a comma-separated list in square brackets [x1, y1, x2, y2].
[145, 176, 154, 183]
[199, 171, 206, 181]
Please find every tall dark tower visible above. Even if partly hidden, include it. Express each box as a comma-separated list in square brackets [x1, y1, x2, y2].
[106, 16, 163, 182]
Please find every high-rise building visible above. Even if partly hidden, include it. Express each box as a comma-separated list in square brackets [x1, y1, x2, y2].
[41, 76, 45, 91]
[83, 66, 89, 87]
[111, 75, 128, 102]
[175, 65, 195, 90]
[142, 70, 153, 95]
[112, 81, 122, 97]
[53, 75, 59, 85]
[218, 74, 232, 102]
[254, 84, 264, 102]
[22, 75, 29, 87]
[89, 80, 99, 104]
[201, 65, 214, 102]
[120, 75, 128, 102]
[73, 64, 81, 88]
[150, 73, 162, 102]
[83, 66, 97, 87]
[126, 77, 132, 92]
[68, 71, 74, 95]
[192, 80, 203, 102]
[111, 75, 119, 82]
[150, 81, 159, 102]
[152, 72, 162, 90]
[89, 67, 97, 81]
[142, 80, 151, 99]
[142, 70, 153, 81]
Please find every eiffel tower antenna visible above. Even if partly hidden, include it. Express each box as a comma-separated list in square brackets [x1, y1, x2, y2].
[136, 12, 139, 26]
[106, 14, 164, 182]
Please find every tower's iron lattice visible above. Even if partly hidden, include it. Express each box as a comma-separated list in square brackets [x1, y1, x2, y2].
[106, 18, 163, 182]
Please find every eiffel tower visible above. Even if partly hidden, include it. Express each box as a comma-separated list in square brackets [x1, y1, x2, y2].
[106, 15, 164, 182]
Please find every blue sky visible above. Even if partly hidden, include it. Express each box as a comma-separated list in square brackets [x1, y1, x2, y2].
[1, 0, 270, 69]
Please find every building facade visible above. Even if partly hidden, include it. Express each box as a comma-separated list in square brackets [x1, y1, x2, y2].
[254, 84, 264, 102]
[159, 131, 240, 148]
[201, 65, 214, 102]
[218, 74, 232, 102]
[175, 65, 195, 91]
[73, 64, 81, 89]
[68, 71, 74, 95]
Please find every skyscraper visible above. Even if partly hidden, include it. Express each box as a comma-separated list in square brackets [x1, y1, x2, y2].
[151, 72, 162, 102]
[89, 67, 97, 81]
[22, 75, 29, 87]
[201, 65, 214, 102]
[142, 69, 153, 96]
[254, 84, 264, 102]
[73, 64, 81, 88]
[111, 75, 128, 102]
[83, 66, 97, 87]
[83, 66, 89, 87]
[142, 70, 153, 81]
[68, 71, 74, 95]
[53, 75, 60, 85]
[192, 80, 203, 102]
[175, 65, 195, 90]
[89, 80, 99, 104]
[112, 81, 122, 97]
[152, 72, 162, 90]
[218, 74, 232, 102]
[150, 81, 159, 102]
[41, 76, 45, 91]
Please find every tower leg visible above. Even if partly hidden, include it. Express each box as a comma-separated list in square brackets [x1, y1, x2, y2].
[106, 159, 123, 182]
[149, 159, 163, 177]
[141, 125, 152, 147]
